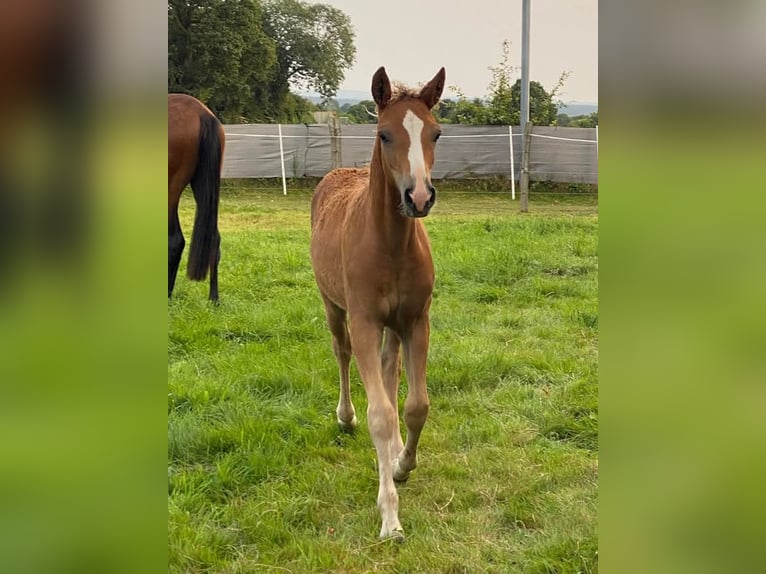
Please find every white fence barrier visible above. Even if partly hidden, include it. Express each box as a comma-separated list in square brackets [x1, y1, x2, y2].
[222, 124, 597, 186]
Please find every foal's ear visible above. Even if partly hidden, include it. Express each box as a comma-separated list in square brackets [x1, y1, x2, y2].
[420, 67, 446, 109]
[371, 66, 392, 109]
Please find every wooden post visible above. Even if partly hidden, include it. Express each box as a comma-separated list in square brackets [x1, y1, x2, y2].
[329, 114, 342, 169]
[519, 121, 532, 213]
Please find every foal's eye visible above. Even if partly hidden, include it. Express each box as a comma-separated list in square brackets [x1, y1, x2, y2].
[433, 132, 441, 142]
[378, 132, 390, 143]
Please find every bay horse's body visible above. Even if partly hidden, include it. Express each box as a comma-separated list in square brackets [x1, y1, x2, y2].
[168, 93, 225, 301]
[310, 67, 445, 540]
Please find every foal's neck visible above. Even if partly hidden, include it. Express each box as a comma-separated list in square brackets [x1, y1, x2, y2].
[367, 143, 417, 254]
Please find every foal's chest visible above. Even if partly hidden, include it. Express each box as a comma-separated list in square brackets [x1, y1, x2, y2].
[377, 260, 435, 325]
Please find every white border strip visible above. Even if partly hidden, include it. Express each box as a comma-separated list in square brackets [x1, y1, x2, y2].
[530, 133, 597, 143]
[226, 132, 596, 143]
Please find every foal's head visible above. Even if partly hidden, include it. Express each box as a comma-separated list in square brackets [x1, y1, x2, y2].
[371, 66, 445, 218]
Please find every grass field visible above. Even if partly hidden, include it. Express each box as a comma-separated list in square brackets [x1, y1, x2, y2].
[168, 183, 598, 573]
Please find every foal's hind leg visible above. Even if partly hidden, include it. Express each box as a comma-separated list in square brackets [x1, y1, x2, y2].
[322, 295, 357, 430]
[381, 328, 405, 457]
[168, 210, 185, 298]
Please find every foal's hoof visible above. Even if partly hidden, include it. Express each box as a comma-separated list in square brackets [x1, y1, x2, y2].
[393, 458, 411, 483]
[337, 415, 358, 433]
[380, 527, 405, 543]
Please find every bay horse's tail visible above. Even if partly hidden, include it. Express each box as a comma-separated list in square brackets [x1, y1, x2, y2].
[187, 113, 222, 281]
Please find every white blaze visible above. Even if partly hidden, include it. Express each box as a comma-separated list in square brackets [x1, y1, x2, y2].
[402, 109, 431, 210]
[403, 109, 426, 180]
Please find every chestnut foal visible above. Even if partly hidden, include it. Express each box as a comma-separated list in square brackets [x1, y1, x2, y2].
[310, 66, 445, 540]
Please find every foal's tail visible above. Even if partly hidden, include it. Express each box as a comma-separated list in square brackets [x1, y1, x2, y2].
[187, 113, 223, 281]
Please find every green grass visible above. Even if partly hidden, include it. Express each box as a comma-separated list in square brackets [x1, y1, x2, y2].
[168, 183, 598, 573]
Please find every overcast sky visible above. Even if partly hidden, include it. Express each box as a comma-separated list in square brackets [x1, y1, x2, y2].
[314, 0, 598, 103]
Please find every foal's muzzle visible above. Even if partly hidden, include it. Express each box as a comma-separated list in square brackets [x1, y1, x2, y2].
[403, 184, 436, 218]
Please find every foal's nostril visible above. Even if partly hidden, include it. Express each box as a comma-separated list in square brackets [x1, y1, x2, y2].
[403, 186, 435, 215]
[426, 187, 436, 207]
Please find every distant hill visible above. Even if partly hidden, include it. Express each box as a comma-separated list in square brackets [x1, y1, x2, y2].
[298, 90, 597, 117]
[558, 102, 598, 116]
[298, 89, 371, 107]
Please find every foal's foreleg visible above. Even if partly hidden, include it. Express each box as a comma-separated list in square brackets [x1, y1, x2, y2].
[381, 328, 404, 456]
[351, 319, 403, 540]
[322, 296, 356, 430]
[395, 314, 431, 482]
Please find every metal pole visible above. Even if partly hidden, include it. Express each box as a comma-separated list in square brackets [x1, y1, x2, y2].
[520, 0, 531, 135]
[520, 121, 532, 213]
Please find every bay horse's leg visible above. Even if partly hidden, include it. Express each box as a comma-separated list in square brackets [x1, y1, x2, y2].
[208, 229, 220, 303]
[350, 318, 403, 540]
[381, 328, 405, 456]
[394, 314, 431, 483]
[168, 208, 185, 298]
[322, 295, 356, 430]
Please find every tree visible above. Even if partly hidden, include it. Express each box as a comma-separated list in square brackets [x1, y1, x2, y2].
[344, 100, 377, 124]
[280, 92, 318, 124]
[484, 40, 517, 125]
[569, 111, 598, 128]
[485, 40, 568, 126]
[168, 0, 278, 122]
[169, 0, 355, 123]
[433, 99, 457, 123]
[452, 98, 490, 124]
[263, 0, 356, 113]
[509, 79, 559, 126]
[441, 88, 489, 124]
[444, 40, 570, 126]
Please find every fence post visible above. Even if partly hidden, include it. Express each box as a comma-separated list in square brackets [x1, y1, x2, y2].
[509, 125, 516, 200]
[329, 114, 342, 169]
[278, 124, 287, 196]
[519, 121, 532, 213]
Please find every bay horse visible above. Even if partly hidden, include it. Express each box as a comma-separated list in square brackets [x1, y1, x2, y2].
[168, 93, 225, 302]
[310, 66, 445, 540]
